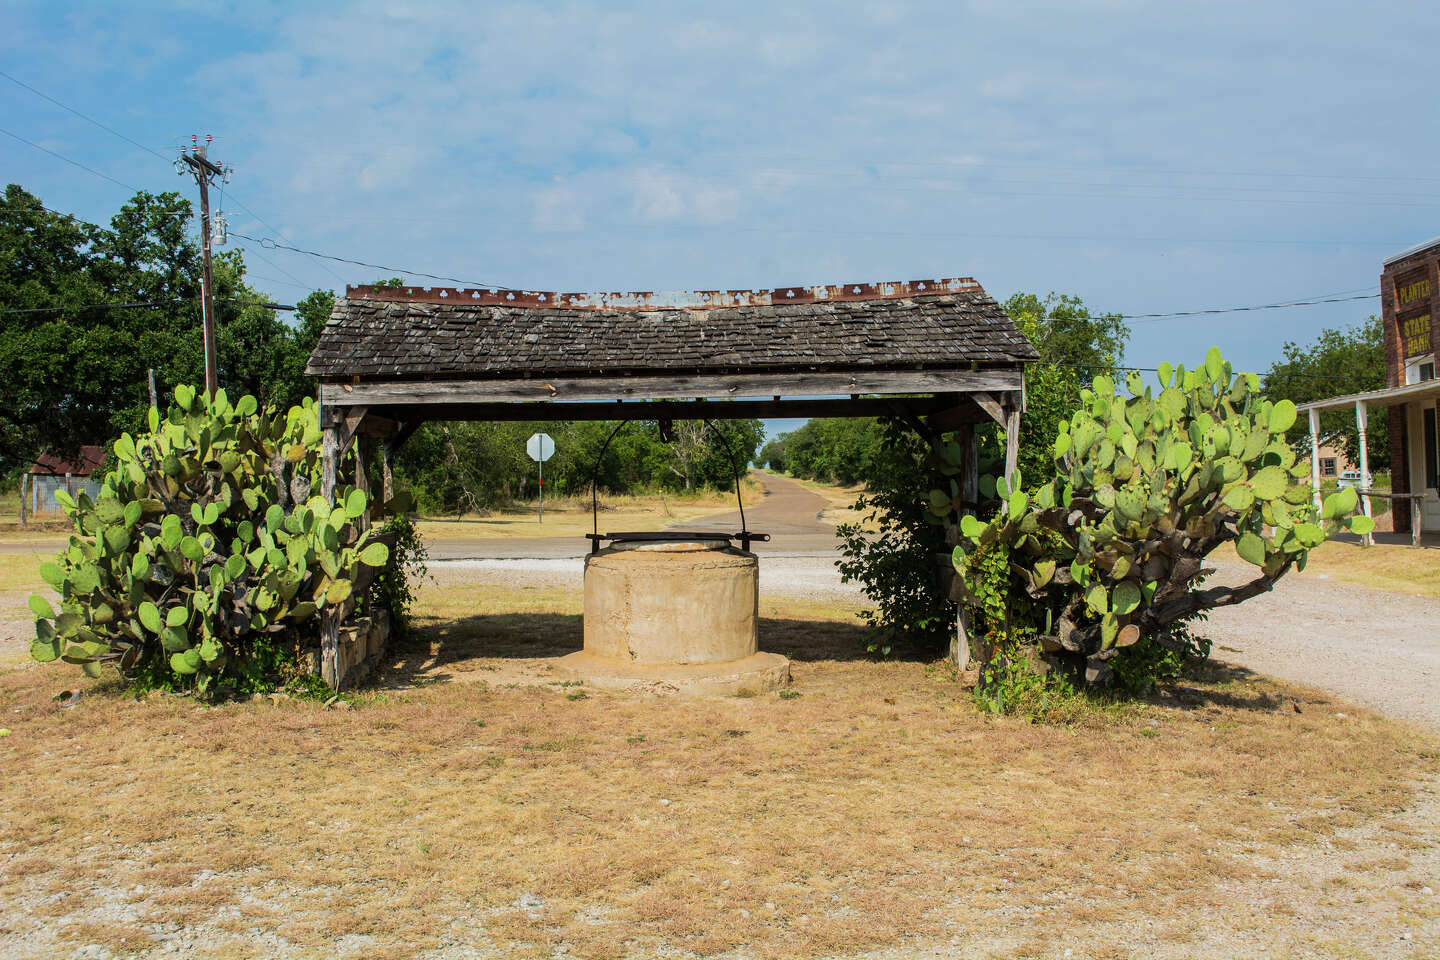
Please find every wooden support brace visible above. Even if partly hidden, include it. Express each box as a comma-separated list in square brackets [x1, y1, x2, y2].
[334, 405, 369, 452]
[971, 391, 1007, 427]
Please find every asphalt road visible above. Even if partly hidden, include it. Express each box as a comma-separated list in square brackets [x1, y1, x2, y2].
[425, 471, 846, 560]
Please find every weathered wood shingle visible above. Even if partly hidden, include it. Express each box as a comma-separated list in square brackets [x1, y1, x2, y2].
[305, 282, 1037, 381]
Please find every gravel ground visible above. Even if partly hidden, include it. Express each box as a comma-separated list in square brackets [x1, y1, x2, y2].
[434, 549, 1440, 730]
[1199, 558, 1440, 728]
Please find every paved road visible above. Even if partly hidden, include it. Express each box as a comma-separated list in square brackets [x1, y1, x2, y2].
[0, 474, 848, 562]
[426, 471, 845, 560]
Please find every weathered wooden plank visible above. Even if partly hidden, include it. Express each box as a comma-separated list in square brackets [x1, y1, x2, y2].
[319, 368, 1024, 408]
[1004, 405, 1021, 482]
[360, 395, 965, 424]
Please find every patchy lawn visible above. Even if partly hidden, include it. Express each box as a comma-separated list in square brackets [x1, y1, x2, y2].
[1298, 538, 1440, 600]
[2, 578, 1439, 958]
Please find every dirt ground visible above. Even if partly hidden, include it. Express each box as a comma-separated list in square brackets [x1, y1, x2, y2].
[4, 474, 1440, 958]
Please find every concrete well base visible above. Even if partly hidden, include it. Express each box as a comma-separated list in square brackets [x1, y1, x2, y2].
[553, 650, 791, 698]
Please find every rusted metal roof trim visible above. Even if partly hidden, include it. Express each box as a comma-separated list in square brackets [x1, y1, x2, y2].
[344, 277, 982, 310]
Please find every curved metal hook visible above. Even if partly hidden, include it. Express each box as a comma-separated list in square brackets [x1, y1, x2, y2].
[702, 419, 748, 535]
[591, 419, 633, 540]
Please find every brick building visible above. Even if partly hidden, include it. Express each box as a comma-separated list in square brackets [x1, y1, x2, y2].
[1299, 236, 1440, 539]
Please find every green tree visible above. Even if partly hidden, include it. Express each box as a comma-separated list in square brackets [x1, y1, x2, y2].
[1004, 292, 1129, 486]
[0, 184, 325, 479]
[1263, 317, 1387, 469]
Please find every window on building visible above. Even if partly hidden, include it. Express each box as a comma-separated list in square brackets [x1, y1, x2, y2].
[1422, 361, 1437, 382]
[1320, 457, 1337, 477]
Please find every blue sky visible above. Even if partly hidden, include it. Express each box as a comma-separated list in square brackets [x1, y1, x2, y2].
[5, 1, 1439, 442]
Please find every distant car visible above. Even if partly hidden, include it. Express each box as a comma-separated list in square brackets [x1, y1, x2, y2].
[1337, 470, 1363, 490]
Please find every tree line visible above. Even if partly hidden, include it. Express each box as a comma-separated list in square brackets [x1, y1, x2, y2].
[0, 184, 762, 512]
[760, 293, 1388, 486]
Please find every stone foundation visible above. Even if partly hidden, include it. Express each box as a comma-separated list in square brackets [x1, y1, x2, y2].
[301, 609, 390, 689]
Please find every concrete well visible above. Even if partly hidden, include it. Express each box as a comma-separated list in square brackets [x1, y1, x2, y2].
[555, 539, 790, 696]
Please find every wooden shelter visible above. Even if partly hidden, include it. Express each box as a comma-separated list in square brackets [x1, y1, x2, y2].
[305, 276, 1038, 685]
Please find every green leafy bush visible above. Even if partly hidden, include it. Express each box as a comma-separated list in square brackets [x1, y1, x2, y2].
[30, 386, 394, 695]
[947, 347, 1373, 695]
[835, 421, 959, 655]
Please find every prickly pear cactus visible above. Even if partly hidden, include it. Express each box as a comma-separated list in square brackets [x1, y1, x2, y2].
[30, 386, 395, 694]
[944, 347, 1373, 687]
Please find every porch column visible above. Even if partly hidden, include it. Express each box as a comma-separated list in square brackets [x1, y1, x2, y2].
[1355, 400, 1372, 546]
[1308, 408, 1322, 512]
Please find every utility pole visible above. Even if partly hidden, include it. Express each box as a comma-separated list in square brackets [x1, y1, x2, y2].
[177, 135, 229, 401]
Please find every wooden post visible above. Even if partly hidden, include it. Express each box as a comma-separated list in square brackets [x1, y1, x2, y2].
[18, 472, 27, 527]
[958, 423, 979, 509]
[379, 440, 394, 505]
[1003, 404, 1021, 484]
[950, 422, 980, 673]
[320, 405, 341, 689]
[354, 435, 371, 533]
[1413, 496, 1424, 549]
[950, 607, 972, 672]
[1308, 408, 1322, 512]
[1356, 400, 1372, 546]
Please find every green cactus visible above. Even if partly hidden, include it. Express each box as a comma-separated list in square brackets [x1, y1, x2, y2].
[29, 386, 407, 695]
[938, 346, 1373, 691]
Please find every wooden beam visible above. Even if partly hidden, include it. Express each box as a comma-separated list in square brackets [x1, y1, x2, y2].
[925, 398, 989, 434]
[319, 367, 1025, 408]
[361, 395, 962, 424]
[884, 399, 938, 445]
[356, 413, 400, 438]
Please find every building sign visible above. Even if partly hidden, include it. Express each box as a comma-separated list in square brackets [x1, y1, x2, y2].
[1397, 276, 1432, 308]
[1402, 312, 1432, 357]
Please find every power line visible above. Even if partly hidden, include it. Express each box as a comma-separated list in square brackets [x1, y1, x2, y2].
[220, 193, 349, 286]
[1118, 293, 1378, 323]
[0, 65, 346, 288]
[228, 230, 513, 290]
[0, 126, 140, 192]
[0, 69, 171, 162]
[0, 298, 296, 318]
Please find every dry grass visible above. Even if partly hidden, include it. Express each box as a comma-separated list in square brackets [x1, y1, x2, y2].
[414, 479, 763, 541]
[1298, 539, 1440, 599]
[2, 576, 1439, 957]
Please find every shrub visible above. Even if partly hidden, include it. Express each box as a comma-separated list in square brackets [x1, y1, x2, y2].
[29, 386, 396, 696]
[835, 421, 956, 655]
[946, 347, 1373, 695]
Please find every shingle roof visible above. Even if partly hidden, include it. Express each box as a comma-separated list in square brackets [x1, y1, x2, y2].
[306, 278, 1038, 381]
